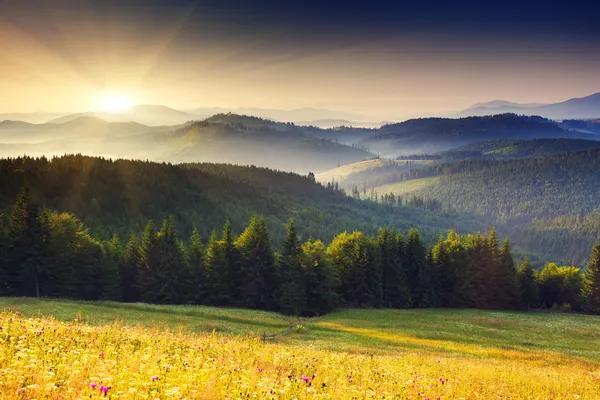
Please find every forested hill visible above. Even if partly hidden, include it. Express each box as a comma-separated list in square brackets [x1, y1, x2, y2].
[436, 138, 600, 161]
[158, 114, 372, 173]
[0, 114, 372, 174]
[359, 114, 596, 156]
[0, 155, 484, 244]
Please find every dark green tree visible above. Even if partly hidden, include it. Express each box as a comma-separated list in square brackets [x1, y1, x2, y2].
[100, 234, 123, 301]
[278, 219, 307, 316]
[302, 238, 339, 316]
[187, 227, 206, 304]
[2, 188, 47, 297]
[138, 220, 160, 303]
[582, 240, 600, 314]
[405, 229, 426, 307]
[156, 216, 190, 304]
[235, 215, 278, 310]
[516, 258, 539, 309]
[122, 233, 141, 302]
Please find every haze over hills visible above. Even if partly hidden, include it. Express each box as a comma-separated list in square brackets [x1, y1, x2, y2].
[358, 114, 597, 156]
[458, 92, 600, 120]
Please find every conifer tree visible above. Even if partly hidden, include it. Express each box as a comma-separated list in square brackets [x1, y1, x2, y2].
[187, 227, 206, 304]
[496, 238, 519, 309]
[100, 234, 123, 301]
[302, 237, 339, 315]
[405, 229, 426, 307]
[156, 216, 190, 304]
[516, 257, 539, 309]
[582, 241, 600, 314]
[3, 188, 47, 297]
[392, 233, 412, 308]
[204, 229, 229, 305]
[221, 219, 239, 303]
[122, 233, 141, 302]
[138, 220, 160, 303]
[235, 215, 278, 309]
[278, 219, 307, 315]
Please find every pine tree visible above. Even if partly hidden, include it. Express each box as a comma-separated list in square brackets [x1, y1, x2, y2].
[122, 233, 141, 302]
[278, 219, 307, 316]
[155, 216, 190, 304]
[3, 188, 47, 297]
[392, 233, 412, 308]
[138, 220, 160, 303]
[204, 230, 228, 305]
[235, 215, 278, 309]
[302, 238, 339, 316]
[187, 227, 206, 304]
[582, 241, 600, 314]
[516, 257, 539, 309]
[405, 229, 426, 307]
[100, 234, 123, 301]
[221, 219, 239, 304]
[496, 238, 519, 309]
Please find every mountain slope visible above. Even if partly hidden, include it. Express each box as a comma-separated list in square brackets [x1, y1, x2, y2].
[360, 114, 588, 156]
[458, 93, 600, 120]
[437, 138, 600, 160]
[151, 114, 373, 173]
[48, 104, 196, 126]
[0, 155, 484, 245]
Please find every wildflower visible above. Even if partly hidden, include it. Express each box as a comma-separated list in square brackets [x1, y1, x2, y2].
[440, 378, 446, 384]
[302, 377, 311, 382]
[100, 385, 109, 394]
[100, 351, 105, 357]
[151, 375, 159, 381]
[90, 383, 98, 389]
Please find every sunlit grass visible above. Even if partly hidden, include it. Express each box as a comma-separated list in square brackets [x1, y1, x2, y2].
[1, 299, 600, 398]
[374, 176, 441, 196]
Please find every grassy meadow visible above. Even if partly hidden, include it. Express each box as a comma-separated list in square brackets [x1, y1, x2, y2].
[315, 159, 432, 184]
[374, 176, 441, 197]
[1, 298, 600, 399]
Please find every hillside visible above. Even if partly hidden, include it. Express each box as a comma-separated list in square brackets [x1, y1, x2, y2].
[0, 114, 372, 174]
[437, 138, 600, 160]
[158, 115, 373, 173]
[0, 155, 483, 243]
[458, 92, 600, 120]
[2, 299, 599, 398]
[360, 114, 593, 156]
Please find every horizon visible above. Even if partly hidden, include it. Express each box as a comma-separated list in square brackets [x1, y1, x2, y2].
[2, 0, 600, 118]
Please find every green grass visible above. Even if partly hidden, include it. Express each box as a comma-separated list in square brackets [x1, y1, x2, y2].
[374, 176, 441, 196]
[316, 159, 432, 184]
[2, 298, 599, 364]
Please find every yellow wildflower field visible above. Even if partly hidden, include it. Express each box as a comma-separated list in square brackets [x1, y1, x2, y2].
[0, 302, 600, 399]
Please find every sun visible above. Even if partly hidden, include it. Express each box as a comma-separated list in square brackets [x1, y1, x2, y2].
[95, 93, 132, 112]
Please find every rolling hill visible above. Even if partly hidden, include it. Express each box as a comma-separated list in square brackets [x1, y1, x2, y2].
[0, 114, 372, 174]
[458, 92, 600, 120]
[359, 114, 593, 156]
[0, 155, 484, 244]
[436, 138, 600, 160]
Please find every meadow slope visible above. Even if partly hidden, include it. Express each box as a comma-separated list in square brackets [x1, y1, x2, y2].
[1, 299, 600, 399]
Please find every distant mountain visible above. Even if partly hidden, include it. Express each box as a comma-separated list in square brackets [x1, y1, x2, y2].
[458, 93, 600, 120]
[296, 119, 386, 129]
[359, 114, 595, 156]
[191, 106, 376, 124]
[153, 114, 373, 173]
[437, 138, 600, 160]
[0, 112, 67, 124]
[0, 113, 372, 174]
[49, 105, 197, 126]
[0, 116, 155, 144]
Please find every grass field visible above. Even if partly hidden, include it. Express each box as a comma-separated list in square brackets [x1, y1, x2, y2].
[374, 176, 441, 196]
[1, 298, 600, 398]
[316, 159, 432, 184]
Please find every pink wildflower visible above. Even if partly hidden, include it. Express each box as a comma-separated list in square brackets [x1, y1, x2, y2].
[100, 385, 109, 394]
[90, 383, 97, 389]
[151, 375, 159, 381]
[302, 376, 311, 382]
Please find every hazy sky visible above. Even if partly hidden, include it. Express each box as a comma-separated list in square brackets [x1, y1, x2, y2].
[1, 0, 599, 118]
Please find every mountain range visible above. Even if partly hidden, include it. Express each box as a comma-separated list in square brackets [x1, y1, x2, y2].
[457, 93, 600, 120]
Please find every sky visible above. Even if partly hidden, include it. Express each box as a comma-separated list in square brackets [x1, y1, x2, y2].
[1, 0, 599, 119]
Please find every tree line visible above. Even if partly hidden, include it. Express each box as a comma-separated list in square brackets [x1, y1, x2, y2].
[1, 188, 599, 315]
